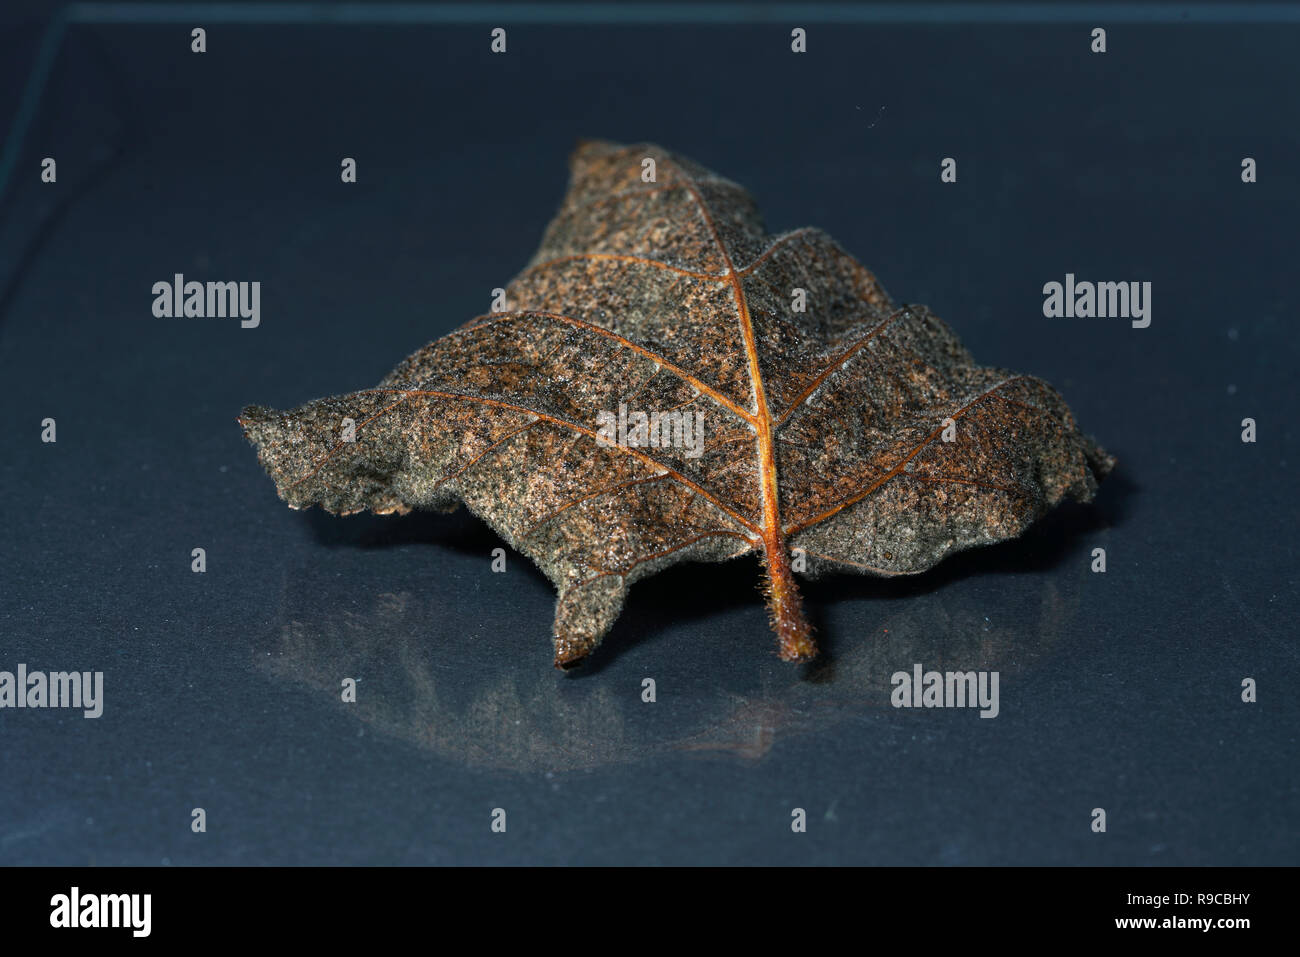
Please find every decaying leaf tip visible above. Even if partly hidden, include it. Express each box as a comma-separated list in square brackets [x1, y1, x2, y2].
[240, 140, 1114, 669]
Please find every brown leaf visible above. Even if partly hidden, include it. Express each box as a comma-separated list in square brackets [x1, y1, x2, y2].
[240, 140, 1114, 669]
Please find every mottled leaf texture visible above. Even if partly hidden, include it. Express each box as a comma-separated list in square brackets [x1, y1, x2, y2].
[241, 141, 1114, 669]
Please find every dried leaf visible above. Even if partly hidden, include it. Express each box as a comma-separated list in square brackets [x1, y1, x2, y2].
[240, 140, 1114, 669]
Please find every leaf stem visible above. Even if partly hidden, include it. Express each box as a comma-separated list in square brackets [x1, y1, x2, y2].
[763, 534, 816, 661]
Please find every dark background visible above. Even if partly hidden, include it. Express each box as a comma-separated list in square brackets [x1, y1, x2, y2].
[0, 1, 1295, 864]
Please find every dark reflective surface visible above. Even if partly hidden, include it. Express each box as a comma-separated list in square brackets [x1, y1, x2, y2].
[263, 506, 1089, 771]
